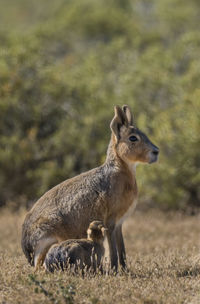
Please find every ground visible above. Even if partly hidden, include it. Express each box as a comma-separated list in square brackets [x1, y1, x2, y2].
[1, 208, 200, 304]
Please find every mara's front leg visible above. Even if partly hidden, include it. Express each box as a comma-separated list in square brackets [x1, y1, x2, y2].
[107, 226, 118, 272]
[115, 224, 127, 270]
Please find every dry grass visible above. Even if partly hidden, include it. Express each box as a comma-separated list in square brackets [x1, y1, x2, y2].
[1, 208, 200, 304]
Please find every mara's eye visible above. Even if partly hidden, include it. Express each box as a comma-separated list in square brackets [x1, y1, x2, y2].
[129, 135, 138, 142]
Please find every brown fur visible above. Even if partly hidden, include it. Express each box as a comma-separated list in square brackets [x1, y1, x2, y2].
[44, 221, 107, 273]
[21, 105, 159, 270]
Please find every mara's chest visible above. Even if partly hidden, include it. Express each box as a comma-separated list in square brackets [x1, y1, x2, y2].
[105, 164, 138, 223]
[117, 195, 138, 225]
[106, 179, 138, 224]
[115, 186, 138, 224]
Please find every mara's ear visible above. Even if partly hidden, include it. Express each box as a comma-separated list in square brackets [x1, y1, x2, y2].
[87, 228, 91, 237]
[122, 105, 134, 126]
[101, 227, 108, 237]
[110, 106, 128, 141]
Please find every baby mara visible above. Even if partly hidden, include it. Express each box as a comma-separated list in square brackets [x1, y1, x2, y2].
[44, 221, 107, 273]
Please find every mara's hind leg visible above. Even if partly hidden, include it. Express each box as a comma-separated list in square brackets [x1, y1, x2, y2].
[34, 236, 57, 270]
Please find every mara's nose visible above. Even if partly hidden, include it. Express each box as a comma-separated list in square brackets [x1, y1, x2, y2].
[152, 147, 159, 156]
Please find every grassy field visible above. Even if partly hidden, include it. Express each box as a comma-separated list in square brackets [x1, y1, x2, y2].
[1, 208, 200, 304]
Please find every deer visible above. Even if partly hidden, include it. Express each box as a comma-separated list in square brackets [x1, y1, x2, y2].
[21, 105, 159, 271]
[44, 220, 107, 273]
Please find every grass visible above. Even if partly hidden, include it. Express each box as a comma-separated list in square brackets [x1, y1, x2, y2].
[1, 208, 200, 304]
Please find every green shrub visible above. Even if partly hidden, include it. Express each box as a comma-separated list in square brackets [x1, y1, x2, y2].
[0, 0, 199, 210]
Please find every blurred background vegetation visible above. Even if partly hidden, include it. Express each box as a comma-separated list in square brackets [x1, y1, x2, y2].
[0, 0, 199, 211]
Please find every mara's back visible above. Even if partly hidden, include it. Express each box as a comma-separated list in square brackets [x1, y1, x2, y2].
[24, 165, 109, 234]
